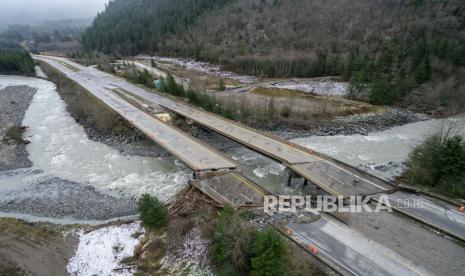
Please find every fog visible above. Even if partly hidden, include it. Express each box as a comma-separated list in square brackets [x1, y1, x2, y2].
[0, 0, 109, 27]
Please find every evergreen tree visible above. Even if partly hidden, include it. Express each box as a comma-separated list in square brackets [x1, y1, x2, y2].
[166, 74, 177, 94]
[347, 71, 366, 100]
[218, 79, 226, 91]
[251, 228, 286, 276]
[0, 48, 35, 76]
[137, 194, 168, 229]
[406, 133, 465, 198]
[369, 73, 399, 105]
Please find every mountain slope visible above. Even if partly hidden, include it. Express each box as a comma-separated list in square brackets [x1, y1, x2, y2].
[82, 0, 465, 113]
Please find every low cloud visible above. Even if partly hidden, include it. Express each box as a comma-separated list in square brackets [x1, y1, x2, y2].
[0, 0, 109, 26]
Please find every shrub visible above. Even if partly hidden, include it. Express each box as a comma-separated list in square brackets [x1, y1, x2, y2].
[3, 125, 26, 143]
[138, 194, 168, 229]
[251, 228, 287, 276]
[164, 74, 185, 97]
[406, 133, 465, 198]
[218, 79, 226, 91]
[280, 104, 292, 118]
[212, 207, 254, 274]
[0, 49, 35, 76]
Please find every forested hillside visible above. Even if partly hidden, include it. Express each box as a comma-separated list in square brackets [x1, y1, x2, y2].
[0, 19, 91, 55]
[0, 41, 35, 76]
[82, 0, 465, 113]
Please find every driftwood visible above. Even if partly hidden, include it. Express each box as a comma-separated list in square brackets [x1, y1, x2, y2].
[167, 186, 222, 218]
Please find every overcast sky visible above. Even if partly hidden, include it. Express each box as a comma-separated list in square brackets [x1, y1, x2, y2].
[0, 0, 110, 27]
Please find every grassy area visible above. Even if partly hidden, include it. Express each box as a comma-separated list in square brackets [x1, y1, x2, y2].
[0, 218, 61, 244]
[250, 86, 379, 114]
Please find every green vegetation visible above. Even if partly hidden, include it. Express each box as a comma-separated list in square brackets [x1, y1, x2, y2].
[0, 41, 35, 76]
[133, 71, 342, 127]
[119, 66, 238, 120]
[251, 228, 287, 276]
[212, 207, 254, 275]
[347, 40, 433, 105]
[406, 132, 465, 199]
[82, 0, 230, 55]
[138, 194, 168, 229]
[212, 207, 306, 276]
[163, 74, 185, 97]
[157, 74, 241, 121]
[126, 67, 155, 88]
[218, 79, 226, 91]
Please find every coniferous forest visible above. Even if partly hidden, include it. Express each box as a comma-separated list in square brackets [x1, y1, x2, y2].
[82, 0, 465, 112]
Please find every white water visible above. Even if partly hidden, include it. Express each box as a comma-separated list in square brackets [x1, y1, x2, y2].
[293, 116, 465, 180]
[0, 76, 190, 219]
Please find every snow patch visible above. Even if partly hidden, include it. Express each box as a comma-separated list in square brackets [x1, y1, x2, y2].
[137, 55, 257, 84]
[67, 222, 144, 276]
[263, 79, 348, 96]
[160, 227, 214, 276]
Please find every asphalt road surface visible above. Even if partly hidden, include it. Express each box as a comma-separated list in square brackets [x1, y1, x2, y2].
[287, 218, 428, 276]
[381, 191, 465, 241]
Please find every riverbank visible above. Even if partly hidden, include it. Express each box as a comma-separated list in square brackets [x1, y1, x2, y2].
[0, 218, 79, 276]
[267, 107, 429, 140]
[0, 76, 185, 223]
